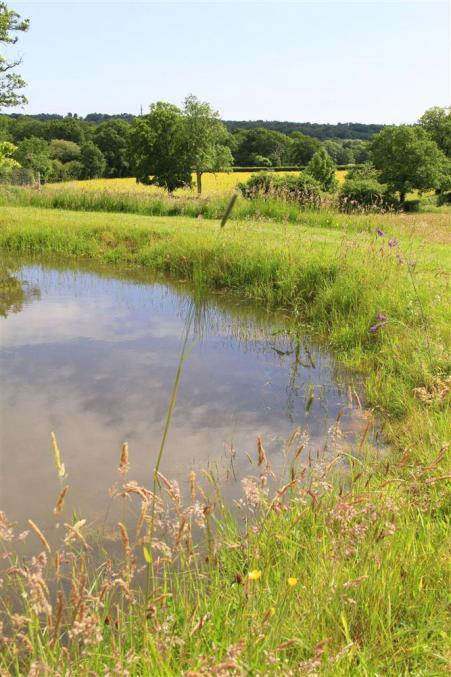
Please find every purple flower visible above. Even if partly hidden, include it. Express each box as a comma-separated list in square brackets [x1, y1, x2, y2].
[376, 229, 385, 237]
[369, 312, 389, 334]
[388, 239, 399, 248]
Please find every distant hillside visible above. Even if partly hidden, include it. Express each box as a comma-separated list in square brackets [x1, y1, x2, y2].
[3, 113, 384, 140]
[224, 120, 385, 140]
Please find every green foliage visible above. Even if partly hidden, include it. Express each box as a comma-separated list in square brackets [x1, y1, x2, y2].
[62, 159, 83, 180]
[419, 106, 451, 158]
[252, 154, 272, 167]
[370, 125, 449, 201]
[94, 119, 130, 177]
[130, 102, 192, 193]
[80, 141, 106, 179]
[232, 128, 293, 167]
[48, 139, 81, 163]
[346, 161, 380, 181]
[305, 148, 338, 192]
[0, 139, 18, 169]
[15, 136, 52, 180]
[238, 171, 322, 206]
[290, 132, 321, 165]
[183, 95, 233, 194]
[0, 2, 29, 108]
[339, 176, 394, 212]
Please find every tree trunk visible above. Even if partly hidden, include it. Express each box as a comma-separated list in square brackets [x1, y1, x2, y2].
[399, 191, 405, 204]
[196, 171, 202, 195]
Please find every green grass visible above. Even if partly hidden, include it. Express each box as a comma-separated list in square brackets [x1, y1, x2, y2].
[0, 205, 450, 675]
[1, 183, 450, 226]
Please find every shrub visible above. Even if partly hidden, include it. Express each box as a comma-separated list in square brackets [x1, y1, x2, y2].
[305, 148, 338, 192]
[339, 176, 397, 212]
[238, 171, 322, 207]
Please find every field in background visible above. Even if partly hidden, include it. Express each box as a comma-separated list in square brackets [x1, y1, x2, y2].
[45, 169, 349, 197]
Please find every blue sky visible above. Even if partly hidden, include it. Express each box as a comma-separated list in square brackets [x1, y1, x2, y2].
[7, 0, 450, 122]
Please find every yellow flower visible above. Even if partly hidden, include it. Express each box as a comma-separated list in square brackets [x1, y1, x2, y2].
[287, 577, 298, 587]
[270, 606, 276, 616]
[248, 569, 262, 581]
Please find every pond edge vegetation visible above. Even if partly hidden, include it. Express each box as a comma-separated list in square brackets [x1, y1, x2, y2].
[0, 206, 450, 674]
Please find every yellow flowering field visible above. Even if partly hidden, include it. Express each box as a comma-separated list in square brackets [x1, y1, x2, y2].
[46, 170, 348, 197]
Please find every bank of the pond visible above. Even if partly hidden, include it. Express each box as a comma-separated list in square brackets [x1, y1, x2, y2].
[1, 184, 451, 227]
[0, 205, 449, 674]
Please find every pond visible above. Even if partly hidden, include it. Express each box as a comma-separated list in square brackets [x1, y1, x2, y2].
[0, 259, 379, 537]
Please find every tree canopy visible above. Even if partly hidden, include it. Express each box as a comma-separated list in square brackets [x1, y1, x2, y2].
[370, 125, 449, 202]
[130, 102, 192, 192]
[0, 2, 29, 109]
[419, 107, 451, 158]
[183, 95, 233, 194]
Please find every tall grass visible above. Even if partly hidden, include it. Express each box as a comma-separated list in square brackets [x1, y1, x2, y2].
[0, 206, 449, 673]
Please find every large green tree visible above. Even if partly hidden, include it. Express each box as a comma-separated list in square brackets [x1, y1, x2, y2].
[371, 125, 449, 202]
[80, 141, 106, 179]
[0, 2, 29, 109]
[183, 95, 233, 194]
[15, 136, 52, 181]
[130, 102, 192, 193]
[232, 128, 292, 167]
[49, 139, 81, 163]
[419, 106, 451, 158]
[94, 119, 130, 177]
[290, 132, 320, 166]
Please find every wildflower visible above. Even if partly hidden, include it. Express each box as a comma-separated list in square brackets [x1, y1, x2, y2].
[287, 577, 298, 587]
[248, 569, 262, 581]
[369, 312, 389, 333]
[376, 228, 384, 237]
[388, 238, 399, 248]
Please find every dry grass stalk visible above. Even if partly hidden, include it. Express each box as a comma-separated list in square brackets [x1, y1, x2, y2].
[28, 519, 51, 553]
[64, 520, 89, 549]
[118, 441, 129, 475]
[51, 431, 65, 478]
[53, 485, 69, 515]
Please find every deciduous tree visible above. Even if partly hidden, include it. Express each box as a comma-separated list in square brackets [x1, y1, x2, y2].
[183, 95, 233, 194]
[419, 106, 451, 158]
[305, 148, 337, 192]
[0, 2, 29, 109]
[130, 102, 191, 193]
[94, 119, 130, 177]
[80, 141, 106, 179]
[371, 125, 449, 202]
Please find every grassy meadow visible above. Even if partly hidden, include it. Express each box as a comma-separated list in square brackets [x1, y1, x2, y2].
[0, 203, 450, 674]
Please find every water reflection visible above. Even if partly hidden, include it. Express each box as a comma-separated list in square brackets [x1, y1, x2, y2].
[0, 266, 40, 318]
[0, 259, 378, 535]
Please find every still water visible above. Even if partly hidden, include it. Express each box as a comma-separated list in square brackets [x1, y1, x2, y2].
[0, 260, 376, 532]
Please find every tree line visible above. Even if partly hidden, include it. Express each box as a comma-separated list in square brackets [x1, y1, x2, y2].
[0, 2, 449, 203]
[0, 107, 374, 188]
